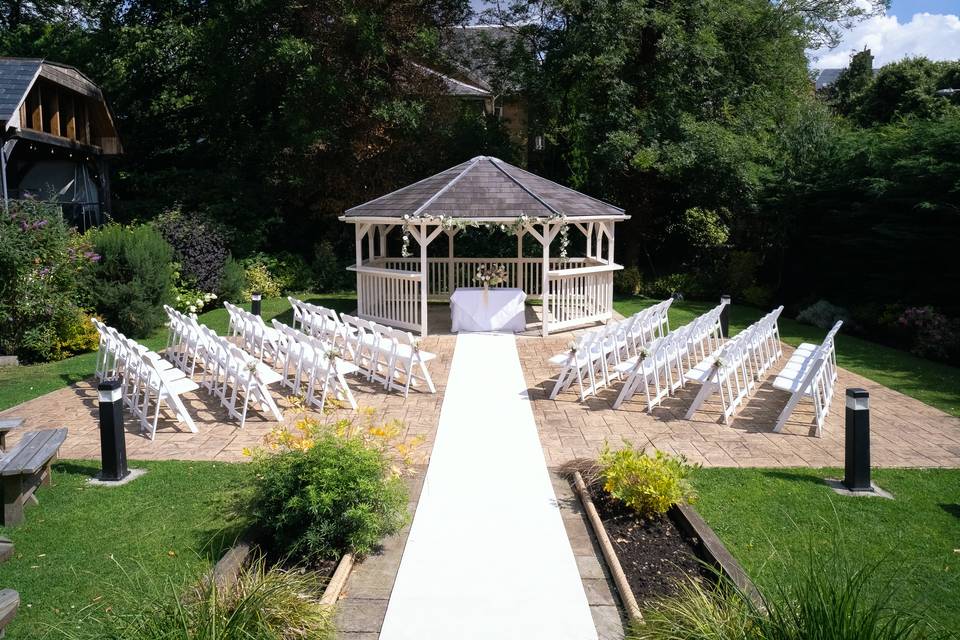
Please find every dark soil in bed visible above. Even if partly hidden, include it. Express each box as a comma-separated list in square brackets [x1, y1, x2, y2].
[588, 484, 709, 605]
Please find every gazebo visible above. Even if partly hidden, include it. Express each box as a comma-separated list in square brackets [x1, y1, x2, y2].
[341, 156, 628, 336]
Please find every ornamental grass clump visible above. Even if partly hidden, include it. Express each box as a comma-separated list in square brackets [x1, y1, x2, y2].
[248, 409, 420, 562]
[630, 540, 946, 640]
[599, 443, 698, 519]
[59, 556, 333, 640]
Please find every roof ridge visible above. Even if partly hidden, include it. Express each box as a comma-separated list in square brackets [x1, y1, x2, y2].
[343, 158, 474, 214]
[410, 156, 482, 217]
[487, 157, 560, 217]
[497, 160, 625, 214]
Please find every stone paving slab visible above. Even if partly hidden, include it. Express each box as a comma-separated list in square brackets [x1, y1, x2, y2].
[520, 338, 960, 468]
[0, 335, 455, 462]
[2, 333, 958, 469]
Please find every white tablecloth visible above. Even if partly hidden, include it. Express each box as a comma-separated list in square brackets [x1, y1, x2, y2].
[450, 287, 527, 333]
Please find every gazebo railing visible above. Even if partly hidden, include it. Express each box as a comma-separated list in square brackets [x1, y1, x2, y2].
[348, 264, 422, 331]
[544, 263, 621, 332]
[350, 257, 619, 334]
[368, 257, 591, 298]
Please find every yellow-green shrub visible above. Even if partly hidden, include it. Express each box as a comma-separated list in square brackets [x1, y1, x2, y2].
[599, 444, 698, 518]
[241, 262, 281, 299]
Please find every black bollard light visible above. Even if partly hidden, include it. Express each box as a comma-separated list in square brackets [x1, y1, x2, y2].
[843, 388, 872, 492]
[97, 379, 129, 482]
[251, 292, 262, 317]
[719, 294, 731, 338]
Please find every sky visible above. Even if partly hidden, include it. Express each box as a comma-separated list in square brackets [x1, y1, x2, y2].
[468, 0, 960, 69]
[811, 0, 960, 68]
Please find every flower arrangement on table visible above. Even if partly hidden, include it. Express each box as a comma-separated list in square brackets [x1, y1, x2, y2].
[474, 264, 508, 289]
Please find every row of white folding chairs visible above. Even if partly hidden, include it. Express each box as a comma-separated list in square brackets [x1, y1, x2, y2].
[339, 314, 437, 398]
[287, 297, 354, 356]
[92, 318, 199, 439]
[609, 302, 728, 410]
[771, 321, 843, 437]
[683, 306, 784, 424]
[224, 301, 280, 361]
[166, 307, 284, 428]
[548, 299, 675, 400]
[272, 320, 359, 411]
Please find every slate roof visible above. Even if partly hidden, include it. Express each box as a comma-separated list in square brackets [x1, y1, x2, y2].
[0, 58, 42, 126]
[345, 156, 626, 220]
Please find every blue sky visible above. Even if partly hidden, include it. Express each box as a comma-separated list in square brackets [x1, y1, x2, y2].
[468, 1, 960, 68]
[888, 0, 960, 20]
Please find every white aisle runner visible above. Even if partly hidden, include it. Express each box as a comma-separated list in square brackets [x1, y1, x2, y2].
[379, 333, 597, 640]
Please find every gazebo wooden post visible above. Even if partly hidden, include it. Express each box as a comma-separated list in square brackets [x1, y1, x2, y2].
[541, 222, 551, 337]
[446, 228, 456, 296]
[515, 230, 525, 289]
[420, 221, 429, 336]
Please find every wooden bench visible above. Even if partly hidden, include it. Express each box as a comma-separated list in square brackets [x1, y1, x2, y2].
[0, 420, 24, 452]
[0, 589, 19, 637]
[0, 428, 68, 526]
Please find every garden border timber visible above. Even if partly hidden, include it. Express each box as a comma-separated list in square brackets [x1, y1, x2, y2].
[572, 471, 763, 620]
[208, 537, 355, 606]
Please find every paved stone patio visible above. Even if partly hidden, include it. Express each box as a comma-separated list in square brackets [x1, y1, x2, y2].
[0, 335, 456, 462]
[1, 331, 958, 468]
[521, 339, 960, 468]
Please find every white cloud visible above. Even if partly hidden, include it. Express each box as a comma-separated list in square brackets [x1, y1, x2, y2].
[810, 11, 960, 68]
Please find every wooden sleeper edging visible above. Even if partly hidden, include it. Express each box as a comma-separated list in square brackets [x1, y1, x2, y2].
[572, 471, 763, 624]
[572, 471, 643, 623]
[208, 539, 356, 607]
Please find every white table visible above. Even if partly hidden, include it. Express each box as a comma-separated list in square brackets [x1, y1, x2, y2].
[450, 287, 527, 333]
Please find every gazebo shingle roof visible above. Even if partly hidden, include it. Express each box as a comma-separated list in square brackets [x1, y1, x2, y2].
[344, 156, 625, 220]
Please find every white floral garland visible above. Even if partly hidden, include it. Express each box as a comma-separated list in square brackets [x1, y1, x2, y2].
[398, 212, 570, 260]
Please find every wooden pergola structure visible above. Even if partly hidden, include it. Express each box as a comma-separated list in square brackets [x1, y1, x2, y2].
[340, 156, 628, 336]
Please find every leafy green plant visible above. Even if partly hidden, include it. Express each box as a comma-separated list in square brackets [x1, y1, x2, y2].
[219, 255, 247, 302]
[599, 444, 698, 519]
[615, 266, 644, 296]
[630, 545, 946, 640]
[59, 555, 333, 640]
[796, 299, 850, 330]
[242, 261, 282, 299]
[84, 224, 174, 337]
[645, 273, 707, 300]
[249, 413, 411, 561]
[0, 200, 99, 362]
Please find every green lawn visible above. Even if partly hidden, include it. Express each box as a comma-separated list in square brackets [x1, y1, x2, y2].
[692, 467, 960, 633]
[0, 460, 251, 639]
[614, 296, 960, 417]
[0, 292, 357, 412]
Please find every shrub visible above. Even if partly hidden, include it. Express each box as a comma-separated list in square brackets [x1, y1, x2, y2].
[725, 250, 760, 298]
[599, 444, 698, 519]
[248, 413, 414, 561]
[242, 261, 282, 299]
[631, 548, 944, 640]
[219, 255, 247, 302]
[742, 284, 773, 308]
[242, 252, 314, 296]
[645, 273, 706, 300]
[313, 240, 350, 292]
[614, 266, 643, 296]
[897, 306, 960, 363]
[62, 556, 334, 640]
[0, 200, 99, 362]
[153, 207, 230, 293]
[796, 299, 850, 329]
[84, 224, 174, 337]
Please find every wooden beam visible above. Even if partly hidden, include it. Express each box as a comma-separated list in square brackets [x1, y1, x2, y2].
[30, 86, 42, 132]
[62, 94, 76, 141]
[47, 90, 60, 137]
